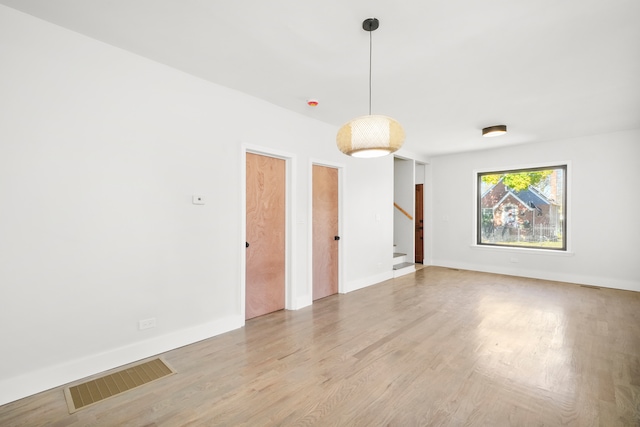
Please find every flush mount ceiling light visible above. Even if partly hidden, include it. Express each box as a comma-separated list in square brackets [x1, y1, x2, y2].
[336, 18, 405, 158]
[482, 125, 507, 137]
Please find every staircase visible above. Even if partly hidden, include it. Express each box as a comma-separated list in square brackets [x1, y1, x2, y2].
[393, 251, 415, 278]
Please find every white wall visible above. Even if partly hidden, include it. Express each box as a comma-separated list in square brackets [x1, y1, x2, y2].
[342, 157, 395, 291]
[428, 129, 640, 291]
[0, 5, 396, 405]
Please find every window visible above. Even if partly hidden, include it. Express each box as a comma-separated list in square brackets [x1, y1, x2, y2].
[477, 165, 567, 250]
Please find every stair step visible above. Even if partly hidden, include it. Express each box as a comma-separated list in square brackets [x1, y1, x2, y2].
[392, 262, 415, 270]
[393, 253, 407, 265]
[392, 262, 416, 278]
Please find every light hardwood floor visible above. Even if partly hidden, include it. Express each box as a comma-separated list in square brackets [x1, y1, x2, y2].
[2, 267, 639, 426]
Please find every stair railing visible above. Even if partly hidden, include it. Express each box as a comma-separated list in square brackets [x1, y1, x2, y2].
[393, 203, 413, 221]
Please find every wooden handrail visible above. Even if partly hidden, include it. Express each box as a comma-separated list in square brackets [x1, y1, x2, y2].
[394, 203, 413, 221]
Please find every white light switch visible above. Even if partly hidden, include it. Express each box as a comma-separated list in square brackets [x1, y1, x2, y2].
[192, 195, 205, 205]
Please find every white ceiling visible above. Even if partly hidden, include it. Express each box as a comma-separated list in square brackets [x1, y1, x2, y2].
[2, 0, 639, 157]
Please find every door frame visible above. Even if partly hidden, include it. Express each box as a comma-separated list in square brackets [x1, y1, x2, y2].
[309, 159, 345, 300]
[241, 144, 296, 322]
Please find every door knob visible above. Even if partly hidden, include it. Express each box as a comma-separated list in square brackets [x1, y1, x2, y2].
[334, 236, 340, 240]
[246, 242, 250, 248]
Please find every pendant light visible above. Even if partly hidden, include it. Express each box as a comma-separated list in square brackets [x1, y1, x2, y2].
[337, 18, 405, 158]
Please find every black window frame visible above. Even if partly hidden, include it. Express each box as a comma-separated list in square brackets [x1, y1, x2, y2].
[477, 164, 567, 251]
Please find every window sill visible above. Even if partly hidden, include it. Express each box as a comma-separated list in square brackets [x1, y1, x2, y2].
[470, 244, 574, 257]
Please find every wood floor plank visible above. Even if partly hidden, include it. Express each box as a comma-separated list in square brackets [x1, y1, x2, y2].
[1, 267, 639, 426]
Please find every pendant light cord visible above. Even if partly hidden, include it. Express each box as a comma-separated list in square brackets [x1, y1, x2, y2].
[368, 29, 372, 115]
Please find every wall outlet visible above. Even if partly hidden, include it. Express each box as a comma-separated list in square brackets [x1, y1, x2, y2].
[139, 318, 156, 330]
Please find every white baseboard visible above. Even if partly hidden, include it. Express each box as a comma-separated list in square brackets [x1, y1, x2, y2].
[344, 271, 394, 294]
[431, 260, 640, 293]
[393, 265, 416, 278]
[294, 295, 313, 310]
[0, 315, 244, 406]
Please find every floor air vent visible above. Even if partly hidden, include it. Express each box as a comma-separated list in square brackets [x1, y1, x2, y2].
[64, 358, 175, 413]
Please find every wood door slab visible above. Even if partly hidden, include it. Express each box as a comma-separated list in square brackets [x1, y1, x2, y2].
[246, 153, 286, 319]
[313, 165, 338, 300]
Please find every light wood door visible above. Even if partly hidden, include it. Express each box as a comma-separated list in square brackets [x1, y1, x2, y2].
[415, 184, 424, 263]
[312, 165, 339, 300]
[246, 153, 286, 320]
